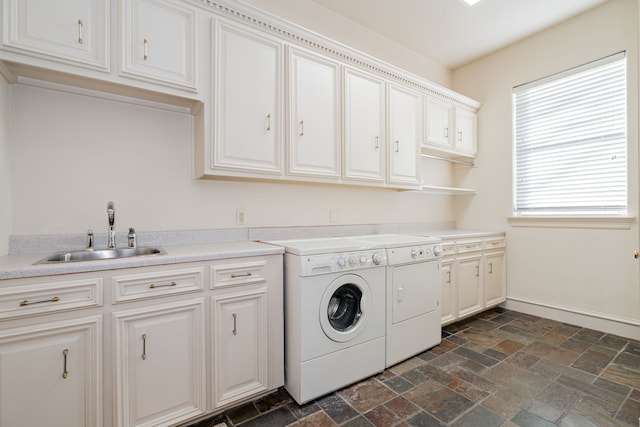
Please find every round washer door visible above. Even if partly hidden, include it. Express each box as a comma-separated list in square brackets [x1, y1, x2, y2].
[319, 273, 371, 342]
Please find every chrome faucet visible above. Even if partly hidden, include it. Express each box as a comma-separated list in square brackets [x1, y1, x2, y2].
[107, 201, 116, 249]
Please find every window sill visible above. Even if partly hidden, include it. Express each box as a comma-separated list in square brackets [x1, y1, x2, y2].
[507, 216, 635, 230]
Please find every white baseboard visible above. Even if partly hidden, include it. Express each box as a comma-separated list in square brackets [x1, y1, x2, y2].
[504, 298, 640, 341]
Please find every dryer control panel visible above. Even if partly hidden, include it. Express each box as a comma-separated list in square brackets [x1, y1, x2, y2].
[386, 244, 442, 266]
[299, 250, 386, 276]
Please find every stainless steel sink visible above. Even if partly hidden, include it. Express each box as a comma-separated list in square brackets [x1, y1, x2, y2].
[35, 247, 165, 264]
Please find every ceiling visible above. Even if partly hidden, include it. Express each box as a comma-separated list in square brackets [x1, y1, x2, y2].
[308, 0, 613, 70]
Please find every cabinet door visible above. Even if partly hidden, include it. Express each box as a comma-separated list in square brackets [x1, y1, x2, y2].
[0, 317, 102, 427]
[457, 254, 483, 318]
[213, 20, 283, 174]
[425, 97, 452, 149]
[454, 107, 477, 156]
[212, 288, 268, 408]
[440, 259, 456, 325]
[387, 84, 420, 186]
[121, 0, 196, 90]
[343, 67, 385, 183]
[114, 298, 206, 427]
[2, 0, 109, 69]
[288, 48, 340, 178]
[484, 251, 506, 307]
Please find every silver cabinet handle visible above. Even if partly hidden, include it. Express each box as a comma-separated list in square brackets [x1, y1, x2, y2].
[20, 296, 60, 306]
[142, 334, 147, 360]
[266, 114, 271, 131]
[458, 131, 463, 142]
[230, 272, 252, 278]
[374, 136, 379, 149]
[489, 263, 493, 274]
[232, 313, 237, 335]
[143, 38, 149, 60]
[62, 349, 69, 379]
[149, 281, 177, 289]
[299, 120, 304, 136]
[77, 19, 84, 44]
[475, 265, 480, 277]
[444, 127, 449, 137]
[395, 140, 399, 152]
[446, 271, 451, 283]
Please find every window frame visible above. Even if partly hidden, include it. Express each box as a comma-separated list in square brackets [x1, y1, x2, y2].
[510, 52, 629, 227]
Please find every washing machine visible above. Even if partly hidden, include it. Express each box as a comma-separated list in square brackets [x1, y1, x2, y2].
[265, 237, 387, 404]
[349, 234, 442, 367]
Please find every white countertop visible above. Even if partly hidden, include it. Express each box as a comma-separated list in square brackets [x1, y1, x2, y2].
[0, 241, 284, 280]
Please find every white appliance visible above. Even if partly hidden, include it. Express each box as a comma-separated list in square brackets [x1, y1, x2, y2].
[349, 234, 442, 367]
[265, 237, 387, 404]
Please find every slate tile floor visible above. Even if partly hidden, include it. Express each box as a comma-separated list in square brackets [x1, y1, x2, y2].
[188, 308, 640, 427]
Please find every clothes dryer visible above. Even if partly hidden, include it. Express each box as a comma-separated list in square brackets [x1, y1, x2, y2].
[265, 237, 386, 404]
[349, 234, 442, 367]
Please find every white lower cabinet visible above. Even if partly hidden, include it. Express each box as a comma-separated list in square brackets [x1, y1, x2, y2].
[0, 316, 102, 427]
[212, 288, 268, 408]
[439, 258, 456, 325]
[440, 234, 506, 325]
[484, 250, 506, 307]
[113, 298, 206, 427]
[456, 253, 483, 318]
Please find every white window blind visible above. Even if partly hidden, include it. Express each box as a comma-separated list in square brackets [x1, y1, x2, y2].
[513, 52, 627, 216]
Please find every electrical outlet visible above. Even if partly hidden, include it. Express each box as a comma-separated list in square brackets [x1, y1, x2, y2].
[236, 209, 246, 225]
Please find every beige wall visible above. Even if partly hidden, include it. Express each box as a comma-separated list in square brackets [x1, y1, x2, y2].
[452, 0, 640, 331]
[0, 76, 9, 255]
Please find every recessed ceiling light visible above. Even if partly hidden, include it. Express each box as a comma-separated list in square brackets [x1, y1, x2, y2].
[463, 0, 483, 5]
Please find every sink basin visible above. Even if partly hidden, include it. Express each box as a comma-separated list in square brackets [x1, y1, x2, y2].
[35, 247, 166, 264]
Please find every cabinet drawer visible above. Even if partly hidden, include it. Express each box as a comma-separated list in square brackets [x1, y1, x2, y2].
[0, 278, 103, 320]
[112, 267, 204, 303]
[484, 237, 506, 250]
[440, 241, 456, 257]
[211, 261, 267, 289]
[456, 239, 483, 253]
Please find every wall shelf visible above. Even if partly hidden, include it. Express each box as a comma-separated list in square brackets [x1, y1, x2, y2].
[405, 185, 477, 195]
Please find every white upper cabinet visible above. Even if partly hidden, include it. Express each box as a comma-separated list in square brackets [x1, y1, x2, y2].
[424, 97, 452, 150]
[212, 19, 283, 175]
[454, 107, 477, 157]
[120, 0, 197, 91]
[343, 67, 385, 183]
[387, 83, 420, 187]
[424, 98, 478, 159]
[2, 0, 109, 70]
[287, 47, 341, 179]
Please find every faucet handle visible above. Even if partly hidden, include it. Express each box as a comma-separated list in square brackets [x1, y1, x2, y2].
[107, 201, 115, 226]
[86, 229, 94, 251]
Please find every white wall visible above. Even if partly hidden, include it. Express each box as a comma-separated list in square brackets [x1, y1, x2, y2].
[5, 0, 459, 239]
[0, 75, 9, 255]
[452, 0, 640, 333]
[8, 83, 453, 236]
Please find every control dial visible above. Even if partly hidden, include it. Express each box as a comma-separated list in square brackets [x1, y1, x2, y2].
[372, 253, 383, 265]
[337, 256, 346, 267]
[348, 256, 357, 266]
[410, 249, 418, 259]
[433, 245, 442, 257]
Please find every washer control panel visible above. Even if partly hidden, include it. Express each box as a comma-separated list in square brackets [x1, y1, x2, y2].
[386, 244, 442, 265]
[300, 250, 386, 276]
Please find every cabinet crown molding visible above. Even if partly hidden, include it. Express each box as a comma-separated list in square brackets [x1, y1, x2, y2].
[193, 0, 481, 111]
